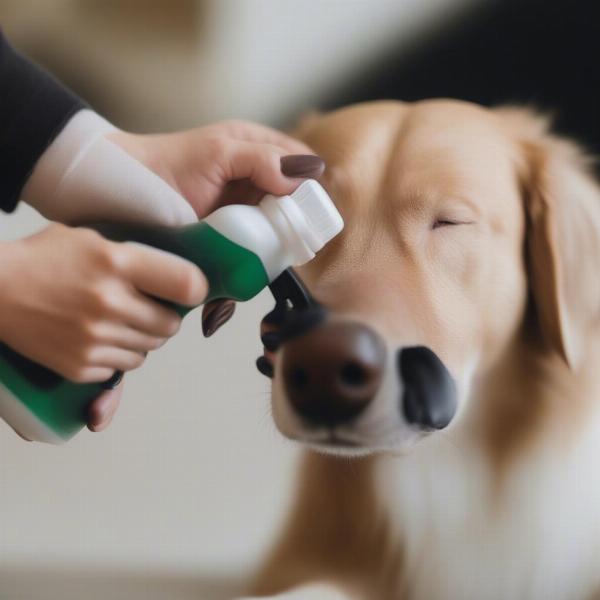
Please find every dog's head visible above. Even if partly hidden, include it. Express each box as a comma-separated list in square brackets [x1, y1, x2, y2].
[260, 100, 600, 456]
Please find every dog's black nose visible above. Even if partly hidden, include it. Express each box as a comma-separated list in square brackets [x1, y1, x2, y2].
[398, 346, 457, 430]
[281, 322, 386, 426]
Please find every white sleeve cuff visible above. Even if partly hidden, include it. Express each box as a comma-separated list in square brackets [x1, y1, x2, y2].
[22, 109, 198, 226]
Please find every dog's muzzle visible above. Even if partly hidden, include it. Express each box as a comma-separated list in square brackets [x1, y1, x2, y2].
[258, 270, 458, 432]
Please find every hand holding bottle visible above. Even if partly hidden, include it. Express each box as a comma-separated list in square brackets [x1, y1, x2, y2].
[1, 31, 327, 439]
[107, 119, 325, 218]
[0, 223, 208, 436]
[5, 117, 324, 437]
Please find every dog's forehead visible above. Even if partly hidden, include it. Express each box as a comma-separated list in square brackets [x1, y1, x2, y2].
[302, 100, 521, 222]
[298, 101, 524, 285]
[302, 100, 510, 157]
[303, 104, 404, 166]
[394, 103, 516, 183]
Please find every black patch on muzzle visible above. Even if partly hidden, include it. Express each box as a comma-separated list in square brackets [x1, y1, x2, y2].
[398, 346, 457, 430]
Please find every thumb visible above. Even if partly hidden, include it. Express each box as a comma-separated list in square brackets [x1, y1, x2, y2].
[87, 383, 124, 432]
[221, 141, 325, 196]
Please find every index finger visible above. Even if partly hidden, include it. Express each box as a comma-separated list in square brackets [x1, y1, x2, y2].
[122, 242, 207, 307]
[212, 120, 312, 155]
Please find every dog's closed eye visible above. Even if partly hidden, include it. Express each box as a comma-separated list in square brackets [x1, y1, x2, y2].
[431, 200, 478, 230]
[433, 219, 460, 229]
[431, 217, 475, 229]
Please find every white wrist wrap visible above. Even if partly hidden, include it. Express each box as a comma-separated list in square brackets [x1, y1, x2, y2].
[22, 109, 198, 226]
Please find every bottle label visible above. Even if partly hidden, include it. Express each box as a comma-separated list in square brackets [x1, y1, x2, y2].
[0, 344, 102, 442]
[0, 380, 63, 444]
[177, 222, 270, 303]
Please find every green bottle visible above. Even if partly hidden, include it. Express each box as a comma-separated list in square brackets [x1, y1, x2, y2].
[0, 180, 343, 444]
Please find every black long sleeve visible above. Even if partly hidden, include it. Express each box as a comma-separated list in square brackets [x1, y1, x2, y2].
[0, 30, 85, 213]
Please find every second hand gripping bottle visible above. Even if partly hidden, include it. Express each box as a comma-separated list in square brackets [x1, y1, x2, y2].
[0, 180, 343, 444]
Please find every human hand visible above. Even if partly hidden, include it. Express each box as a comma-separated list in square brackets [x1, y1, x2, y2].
[110, 120, 325, 339]
[25, 112, 325, 227]
[109, 119, 325, 218]
[14, 116, 322, 436]
[0, 223, 206, 382]
[0, 223, 206, 436]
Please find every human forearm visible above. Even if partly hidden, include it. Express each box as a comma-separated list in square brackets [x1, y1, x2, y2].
[0, 29, 196, 226]
[21, 109, 197, 226]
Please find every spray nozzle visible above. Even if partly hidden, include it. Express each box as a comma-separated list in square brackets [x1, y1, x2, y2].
[260, 179, 344, 266]
[288, 180, 344, 252]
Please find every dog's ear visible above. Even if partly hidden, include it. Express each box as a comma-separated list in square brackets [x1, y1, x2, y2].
[506, 108, 600, 368]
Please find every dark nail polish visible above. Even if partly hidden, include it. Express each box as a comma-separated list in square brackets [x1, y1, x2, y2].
[202, 299, 236, 337]
[281, 155, 325, 179]
[261, 331, 281, 352]
[256, 356, 274, 378]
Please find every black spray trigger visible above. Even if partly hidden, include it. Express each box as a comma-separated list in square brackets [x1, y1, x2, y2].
[268, 269, 315, 311]
[266, 269, 327, 343]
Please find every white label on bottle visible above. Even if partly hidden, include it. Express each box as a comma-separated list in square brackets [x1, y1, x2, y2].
[0, 382, 64, 444]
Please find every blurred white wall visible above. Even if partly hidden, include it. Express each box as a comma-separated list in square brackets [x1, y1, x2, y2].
[202, 0, 472, 125]
[0, 1, 474, 598]
[0, 0, 473, 130]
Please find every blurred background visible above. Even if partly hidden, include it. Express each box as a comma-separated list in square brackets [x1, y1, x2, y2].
[1, 0, 599, 598]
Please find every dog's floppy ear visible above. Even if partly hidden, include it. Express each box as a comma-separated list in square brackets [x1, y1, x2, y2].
[508, 109, 600, 368]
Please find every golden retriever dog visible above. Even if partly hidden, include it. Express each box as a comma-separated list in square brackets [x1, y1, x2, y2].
[240, 100, 600, 600]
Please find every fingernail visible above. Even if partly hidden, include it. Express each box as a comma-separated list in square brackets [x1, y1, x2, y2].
[261, 331, 281, 352]
[281, 155, 325, 179]
[256, 356, 274, 378]
[202, 299, 236, 337]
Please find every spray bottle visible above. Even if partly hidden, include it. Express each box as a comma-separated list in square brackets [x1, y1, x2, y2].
[0, 180, 343, 444]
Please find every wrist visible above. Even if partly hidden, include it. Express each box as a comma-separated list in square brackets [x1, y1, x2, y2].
[108, 130, 182, 197]
[107, 130, 148, 166]
[20, 110, 197, 227]
[22, 110, 117, 219]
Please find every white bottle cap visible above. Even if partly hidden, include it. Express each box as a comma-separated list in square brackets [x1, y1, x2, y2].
[260, 179, 344, 266]
[289, 180, 344, 252]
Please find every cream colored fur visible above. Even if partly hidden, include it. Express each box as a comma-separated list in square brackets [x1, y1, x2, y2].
[240, 100, 600, 600]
